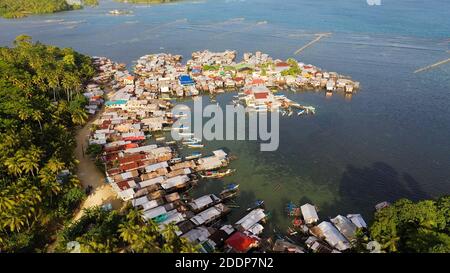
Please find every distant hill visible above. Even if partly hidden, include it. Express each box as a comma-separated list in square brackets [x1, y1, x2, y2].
[0, 0, 98, 19]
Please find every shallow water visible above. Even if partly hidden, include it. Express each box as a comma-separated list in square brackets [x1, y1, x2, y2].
[1, 0, 449, 229]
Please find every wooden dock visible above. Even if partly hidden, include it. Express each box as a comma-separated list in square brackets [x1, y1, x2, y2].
[294, 33, 331, 55]
[414, 57, 450, 73]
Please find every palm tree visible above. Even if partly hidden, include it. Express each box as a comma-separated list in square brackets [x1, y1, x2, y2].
[70, 107, 88, 125]
[4, 157, 23, 177]
[31, 110, 43, 131]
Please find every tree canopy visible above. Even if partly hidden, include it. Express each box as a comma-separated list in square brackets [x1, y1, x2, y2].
[370, 196, 450, 253]
[0, 0, 98, 19]
[56, 206, 199, 253]
[0, 36, 94, 252]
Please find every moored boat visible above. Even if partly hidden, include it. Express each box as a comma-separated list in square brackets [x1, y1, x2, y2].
[200, 168, 235, 179]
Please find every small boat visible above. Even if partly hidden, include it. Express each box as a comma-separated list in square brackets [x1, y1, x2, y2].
[246, 200, 265, 212]
[182, 138, 201, 145]
[169, 158, 182, 164]
[288, 111, 293, 117]
[179, 132, 194, 137]
[172, 125, 190, 131]
[219, 183, 240, 199]
[155, 137, 165, 142]
[200, 169, 235, 179]
[174, 114, 188, 118]
[185, 152, 202, 160]
[188, 144, 204, 149]
[166, 141, 176, 145]
[297, 110, 305, 116]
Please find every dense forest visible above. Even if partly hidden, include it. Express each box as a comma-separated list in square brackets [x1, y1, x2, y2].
[0, 0, 98, 19]
[370, 196, 450, 253]
[56, 206, 199, 253]
[0, 35, 94, 252]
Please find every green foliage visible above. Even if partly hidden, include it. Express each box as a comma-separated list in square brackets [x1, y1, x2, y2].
[370, 196, 450, 253]
[0, 36, 95, 252]
[0, 0, 82, 19]
[57, 207, 124, 253]
[56, 207, 199, 253]
[281, 59, 302, 76]
[86, 144, 103, 158]
[202, 64, 221, 71]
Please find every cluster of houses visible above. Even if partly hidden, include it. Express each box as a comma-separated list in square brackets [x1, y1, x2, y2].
[81, 50, 366, 253]
[84, 56, 271, 253]
[272, 203, 369, 253]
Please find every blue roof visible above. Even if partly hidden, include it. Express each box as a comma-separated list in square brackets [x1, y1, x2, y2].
[179, 75, 195, 85]
[105, 99, 127, 106]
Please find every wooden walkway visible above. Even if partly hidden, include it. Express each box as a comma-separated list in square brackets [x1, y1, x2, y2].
[414, 57, 450, 73]
[294, 33, 331, 55]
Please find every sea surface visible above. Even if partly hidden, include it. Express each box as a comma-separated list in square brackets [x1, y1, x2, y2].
[1, 0, 449, 230]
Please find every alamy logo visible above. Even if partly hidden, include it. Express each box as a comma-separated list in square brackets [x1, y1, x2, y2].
[367, 0, 381, 5]
[171, 98, 280, 152]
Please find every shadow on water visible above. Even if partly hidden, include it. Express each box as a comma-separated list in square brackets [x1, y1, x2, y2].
[321, 162, 431, 222]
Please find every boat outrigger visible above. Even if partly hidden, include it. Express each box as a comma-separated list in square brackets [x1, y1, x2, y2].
[220, 183, 240, 200]
[200, 169, 235, 179]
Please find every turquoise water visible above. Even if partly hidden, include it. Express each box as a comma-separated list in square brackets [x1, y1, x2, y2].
[1, 0, 449, 229]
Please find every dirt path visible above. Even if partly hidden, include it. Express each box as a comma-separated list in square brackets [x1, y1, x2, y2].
[73, 116, 122, 221]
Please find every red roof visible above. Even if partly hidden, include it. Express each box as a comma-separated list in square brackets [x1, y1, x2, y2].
[225, 232, 259, 253]
[244, 89, 252, 95]
[125, 143, 139, 149]
[251, 79, 265, 85]
[276, 62, 290, 67]
[254, 92, 269, 99]
[119, 154, 146, 165]
[122, 136, 145, 141]
[234, 77, 244, 82]
[116, 180, 133, 191]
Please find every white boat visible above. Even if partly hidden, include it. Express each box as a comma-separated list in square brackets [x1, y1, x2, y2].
[297, 110, 306, 116]
[188, 144, 204, 148]
[179, 132, 194, 137]
[172, 125, 190, 131]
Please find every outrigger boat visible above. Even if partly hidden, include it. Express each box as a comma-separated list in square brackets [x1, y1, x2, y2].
[297, 109, 305, 116]
[188, 144, 204, 148]
[179, 132, 194, 137]
[220, 183, 240, 200]
[200, 168, 235, 179]
[246, 200, 265, 212]
[172, 125, 190, 131]
[185, 152, 202, 160]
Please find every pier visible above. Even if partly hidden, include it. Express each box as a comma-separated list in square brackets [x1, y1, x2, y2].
[414, 57, 450, 73]
[294, 33, 331, 55]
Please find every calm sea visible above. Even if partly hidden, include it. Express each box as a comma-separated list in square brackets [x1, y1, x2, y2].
[1, 0, 449, 229]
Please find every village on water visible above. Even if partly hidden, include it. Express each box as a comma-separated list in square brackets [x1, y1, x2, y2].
[78, 48, 381, 254]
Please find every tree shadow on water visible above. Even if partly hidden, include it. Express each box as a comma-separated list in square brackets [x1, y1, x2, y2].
[322, 162, 431, 221]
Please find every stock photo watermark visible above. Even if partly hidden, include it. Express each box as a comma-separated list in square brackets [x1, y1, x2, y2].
[171, 97, 280, 152]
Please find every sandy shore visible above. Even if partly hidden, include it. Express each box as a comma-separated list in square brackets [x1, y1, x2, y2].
[73, 115, 122, 221]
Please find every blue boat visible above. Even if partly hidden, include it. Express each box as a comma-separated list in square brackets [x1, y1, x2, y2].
[246, 200, 265, 211]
